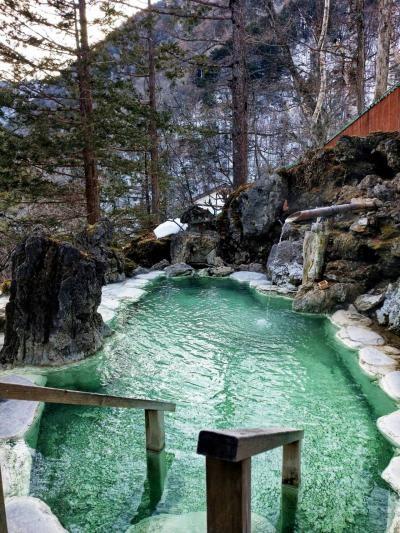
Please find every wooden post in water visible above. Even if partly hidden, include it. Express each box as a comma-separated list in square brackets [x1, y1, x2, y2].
[0, 464, 8, 533]
[145, 410, 165, 452]
[206, 456, 251, 533]
[197, 427, 303, 533]
[282, 440, 301, 487]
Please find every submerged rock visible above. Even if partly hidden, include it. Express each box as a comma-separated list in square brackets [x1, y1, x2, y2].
[165, 263, 194, 277]
[6, 496, 67, 532]
[0, 233, 106, 366]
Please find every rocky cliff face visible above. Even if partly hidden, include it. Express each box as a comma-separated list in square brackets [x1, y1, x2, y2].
[0, 232, 107, 366]
[217, 175, 287, 265]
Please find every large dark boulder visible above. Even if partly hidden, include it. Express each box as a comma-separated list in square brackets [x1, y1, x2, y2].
[218, 175, 287, 264]
[293, 282, 363, 314]
[180, 205, 216, 231]
[267, 240, 303, 286]
[171, 230, 219, 266]
[75, 219, 125, 284]
[0, 233, 107, 366]
[123, 234, 171, 268]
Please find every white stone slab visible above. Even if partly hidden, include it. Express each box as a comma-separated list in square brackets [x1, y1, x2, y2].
[249, 280, 272, 289]
[123, 278, 149, 289]
[98, 306, 116, 323]
[336, 325, 385, 349]
[0, 376, 41, 440]
[382, 456, 400, 494]
[359, 347, 397, 378]
[135, 271, 165, 280]
[377, 411, 400, 447]
[0, 440, 32, 498]
[380, 371, 400, 401]
[230, 271, 268, 283]
[6, 496, 67, 532]
[0, 333, 4, 350]
[330, 308, 372, 328]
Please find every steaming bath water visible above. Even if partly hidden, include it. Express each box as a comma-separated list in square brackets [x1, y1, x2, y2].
[31, 278, 395, 532]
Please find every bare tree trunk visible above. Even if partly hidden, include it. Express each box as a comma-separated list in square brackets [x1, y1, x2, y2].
[230, 0, 248, 188]
[148, 0, 160, 223]
[77, 0, 101, 225]
[374, 0, 393, 100]
[354, 0, 365, 113]
[312, 0, 330, 126]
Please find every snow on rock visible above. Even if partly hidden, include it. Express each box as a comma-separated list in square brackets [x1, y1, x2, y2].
[6, 496, 67, 533]
[330, 307, 372, 328]
[358, 347, 397, 378]
[382, 456, 400, 494]
[0, 440, 32, 498]
[0, 375, 42, 440]
[230, 271, 268, 283]
[336, 325, 385, 349]
[0, 333, 4, 350]
[380, 371, 400, 401]
[377, 411, 400, 447]
[153, 218, 187, 239]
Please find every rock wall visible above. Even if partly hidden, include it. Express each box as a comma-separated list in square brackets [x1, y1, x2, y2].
[0, 232, 107, 366]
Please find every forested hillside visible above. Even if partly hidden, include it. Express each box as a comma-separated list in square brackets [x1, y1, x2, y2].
[0, 0, 399, 281]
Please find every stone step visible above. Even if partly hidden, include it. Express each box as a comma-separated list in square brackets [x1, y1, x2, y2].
[377, 411, 400, 447]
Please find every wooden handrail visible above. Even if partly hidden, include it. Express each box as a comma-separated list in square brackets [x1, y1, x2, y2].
[0, 382, 176, 532]
[197, 427, 304, 533]
[0, 383, 175, 412]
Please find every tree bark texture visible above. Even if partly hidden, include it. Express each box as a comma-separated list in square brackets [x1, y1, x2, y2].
[374, 0, 393, 100]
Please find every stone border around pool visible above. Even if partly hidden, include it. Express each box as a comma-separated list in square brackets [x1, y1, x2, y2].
[2, 269, 400, 531]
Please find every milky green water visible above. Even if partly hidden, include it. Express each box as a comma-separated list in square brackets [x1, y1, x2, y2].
[31, 278, 395, 532]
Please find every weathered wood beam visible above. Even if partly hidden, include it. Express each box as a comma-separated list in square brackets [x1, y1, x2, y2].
[282, 440, 301, 487]
[197, 427, 304, 462]
[206, 456, 251, 533]
[0, 464, 8, 533]
[145, 410, 165, 452]
[0, 383, 175, 412]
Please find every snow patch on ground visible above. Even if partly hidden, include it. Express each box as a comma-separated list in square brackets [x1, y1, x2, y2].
[99, 271, 165, 323]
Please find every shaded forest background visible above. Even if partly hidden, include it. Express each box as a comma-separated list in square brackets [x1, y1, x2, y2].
[0, 0, 399, 280]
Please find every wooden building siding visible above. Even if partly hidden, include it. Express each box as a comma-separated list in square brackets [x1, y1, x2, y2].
[325, 85, 400, 148]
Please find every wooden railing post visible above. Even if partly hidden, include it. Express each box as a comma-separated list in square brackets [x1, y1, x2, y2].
[145, 410, 165, 452]
[197, 428, 303, 533]
[282, 440, 301, 487]
[0, 464, 8, 533]
[206, 457, 251, 533]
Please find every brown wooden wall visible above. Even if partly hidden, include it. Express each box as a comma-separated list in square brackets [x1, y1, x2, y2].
[325, 86, 400, 148]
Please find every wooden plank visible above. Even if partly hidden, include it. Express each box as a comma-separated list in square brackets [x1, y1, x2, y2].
[282, 440, 301, 487]
[145, 410, 165, 452]
[206, 457, 251, 533]
[0, 383, 175, 412]
[0, 464, 7, 533]
[197, 428, 303, 462]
